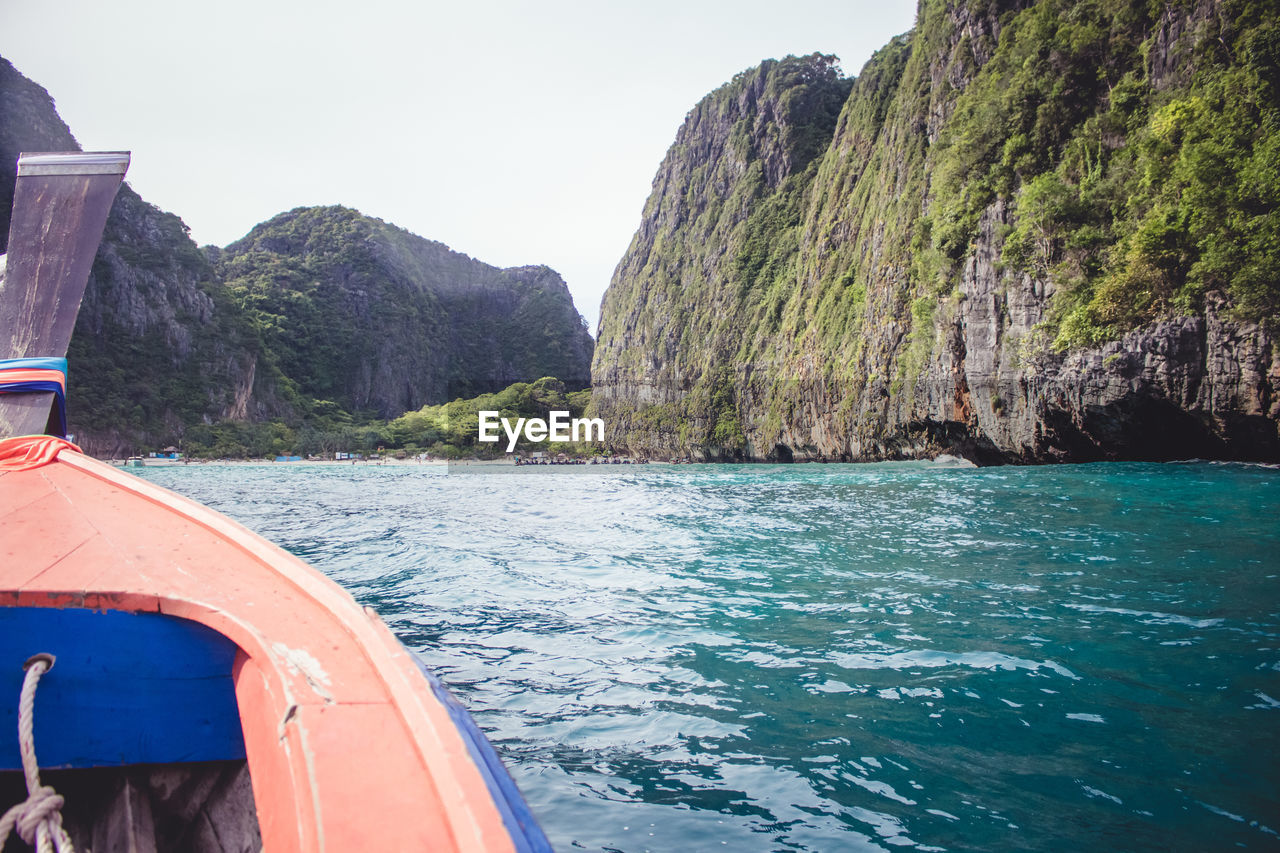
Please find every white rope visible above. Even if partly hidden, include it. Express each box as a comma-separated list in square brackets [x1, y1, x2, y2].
[0, 654, 74, 853]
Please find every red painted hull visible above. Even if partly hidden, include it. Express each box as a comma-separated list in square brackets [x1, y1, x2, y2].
[1, 439, 529, 851]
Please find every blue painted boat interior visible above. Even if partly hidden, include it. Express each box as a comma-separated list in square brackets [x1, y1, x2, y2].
[0, 607, 245, 769]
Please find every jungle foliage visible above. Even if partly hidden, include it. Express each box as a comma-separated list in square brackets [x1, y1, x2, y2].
[929, 0, 1280, 346]
[593, 0, 1280, 460]
[178, 377, 594, 459]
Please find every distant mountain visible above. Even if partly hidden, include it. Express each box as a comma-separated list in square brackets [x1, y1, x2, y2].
[593, 1, 1279, 463]
[1, 56, 594, 455]
[216, 205, 593, 418]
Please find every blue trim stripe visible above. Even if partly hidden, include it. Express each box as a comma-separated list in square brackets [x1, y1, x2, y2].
[411, 654, 553, 852]
[0, 357, 69, 374]
[0, 357, 70, 437]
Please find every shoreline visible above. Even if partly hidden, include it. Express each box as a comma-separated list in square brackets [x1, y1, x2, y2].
[106, 456, 662, 468]
[108, 455, 988, 470]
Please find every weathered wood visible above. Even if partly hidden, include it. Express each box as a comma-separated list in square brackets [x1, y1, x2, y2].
[94, 775, 158, 853]
[146, 765, 224, 824]
[0, 393, 58, 436]
[187, 763, 262, 853]
[2, 761, 261, 852]
[0, 152, 128, 438]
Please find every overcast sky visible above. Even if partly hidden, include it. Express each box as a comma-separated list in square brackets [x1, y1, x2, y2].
[2, 0, 917, 332]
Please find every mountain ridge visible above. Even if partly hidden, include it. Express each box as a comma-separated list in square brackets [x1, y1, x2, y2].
[0, 55, 594, 456]
[216, 203, 593, 417]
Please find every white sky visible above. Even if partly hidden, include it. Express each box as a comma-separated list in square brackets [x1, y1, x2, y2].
[1, 0, 917, 333]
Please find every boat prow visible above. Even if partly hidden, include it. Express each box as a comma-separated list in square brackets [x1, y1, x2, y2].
[2, 436, 547, 851]
[0, 152, 549, 851]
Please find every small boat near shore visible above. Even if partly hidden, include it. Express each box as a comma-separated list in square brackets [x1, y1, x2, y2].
[0, 152, 549, 851]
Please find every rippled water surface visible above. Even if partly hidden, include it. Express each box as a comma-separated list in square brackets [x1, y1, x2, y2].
[136, 460, 1280, 851]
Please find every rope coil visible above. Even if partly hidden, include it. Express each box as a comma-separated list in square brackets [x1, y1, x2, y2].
[0, 654, 74, 853]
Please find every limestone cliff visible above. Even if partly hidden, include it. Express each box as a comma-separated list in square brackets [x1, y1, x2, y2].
[217, 206, 593, 417]
[3, 56, 594, 453]
[1, 56, 277, 457]
[592, 0, 1280, 463]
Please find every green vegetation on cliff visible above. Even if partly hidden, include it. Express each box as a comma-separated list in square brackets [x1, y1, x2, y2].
[1, 57, 278, 453]
[593, 54, 853, 458]
[593, 0, 1280, 463]
[218, 205, 594, 418]
[65, 187, 272, 442]
[3, 57, 596, 456]
[177, 377, 593, 459]
[928, 0, 1280, 346]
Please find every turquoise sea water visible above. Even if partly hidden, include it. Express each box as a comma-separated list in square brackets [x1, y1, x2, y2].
[135, 460, 1280, 852]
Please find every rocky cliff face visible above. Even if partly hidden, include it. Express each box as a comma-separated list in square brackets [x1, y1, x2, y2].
[3, 57, 595, 453]
[65, 187, 287, 456]
[593, 55, 853, 454]
[0, 58, 77, 243]
[217, 206, 594, 417]
[592, 0, 1279, 463]
[1, 57, 277, 457]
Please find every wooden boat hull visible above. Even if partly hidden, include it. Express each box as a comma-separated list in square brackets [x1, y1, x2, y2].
[1, 436, 548, 851]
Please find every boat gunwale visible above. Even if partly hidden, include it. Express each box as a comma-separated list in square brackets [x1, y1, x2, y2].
[3, 447, 521, 852]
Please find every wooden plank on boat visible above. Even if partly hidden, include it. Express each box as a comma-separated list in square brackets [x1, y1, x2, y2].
[2, 761, 262, 853]
[95, 775, 159, 853]
[0, 151, 128, 437]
